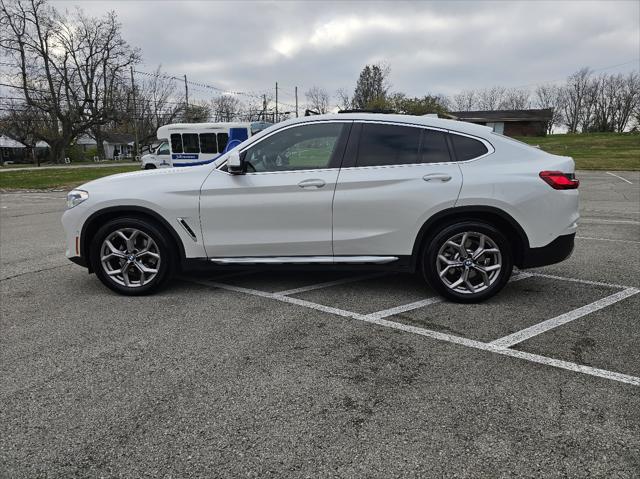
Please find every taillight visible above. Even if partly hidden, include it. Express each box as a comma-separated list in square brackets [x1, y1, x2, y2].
[539, 171, 579, 190]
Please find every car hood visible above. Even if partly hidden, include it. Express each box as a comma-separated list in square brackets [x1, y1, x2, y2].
[78, 165, 211, 192]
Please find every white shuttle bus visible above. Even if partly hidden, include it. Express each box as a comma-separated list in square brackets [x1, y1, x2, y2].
[140, 122, 271, 169]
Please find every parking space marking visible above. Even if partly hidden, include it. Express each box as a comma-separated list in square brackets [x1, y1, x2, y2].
[576, 236, 640, 245]
[276, 272, 389, 296]
[192, 280, 367, 319]
[187, 277, 640, 386]
[525, 271, 633, 290]
[606, 171, 634, 184]
[366, 297, 442, 320]
[490, 287, 640, 348]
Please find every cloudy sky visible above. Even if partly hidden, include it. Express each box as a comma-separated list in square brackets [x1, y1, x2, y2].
[53, 0, 639, 107]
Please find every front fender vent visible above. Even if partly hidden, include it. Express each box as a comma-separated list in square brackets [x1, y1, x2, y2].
[177, 217, 198, 242]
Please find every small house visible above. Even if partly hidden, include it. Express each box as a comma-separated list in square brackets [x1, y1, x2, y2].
[449, 109, 554, 137]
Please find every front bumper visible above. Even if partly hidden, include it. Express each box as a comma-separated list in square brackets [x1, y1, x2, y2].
[519, 233, 575, 269]
[68, 255, 88, 267]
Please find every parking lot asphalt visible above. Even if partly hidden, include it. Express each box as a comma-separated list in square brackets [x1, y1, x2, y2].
[1, 170, 639, 477]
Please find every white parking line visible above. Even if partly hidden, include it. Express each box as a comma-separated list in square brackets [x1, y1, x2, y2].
[606, 172, 633, 184]
[193, 280, 367, 319]
[188, 277, 640, 386]
[490, 287, 640, 348]
[366, 297, 442, 320]
[525, 271, 632, 290]
[275, 272, 389, 296]
[576, 236, 640, 245]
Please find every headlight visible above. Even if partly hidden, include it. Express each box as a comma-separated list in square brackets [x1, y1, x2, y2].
[66, 189, 89, 209]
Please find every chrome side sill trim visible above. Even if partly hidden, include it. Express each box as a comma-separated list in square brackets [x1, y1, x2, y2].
[208, 256, 399, 265]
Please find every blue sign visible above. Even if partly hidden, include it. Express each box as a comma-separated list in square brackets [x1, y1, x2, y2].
[172, 154, 199, 160]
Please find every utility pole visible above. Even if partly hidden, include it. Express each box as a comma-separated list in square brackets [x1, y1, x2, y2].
[130, 66, 139, 160]
[295, 86, 298, 118]
[262, 94, 267, 121]
[184, 74, 189, 107]
[275, 82, 278, 123]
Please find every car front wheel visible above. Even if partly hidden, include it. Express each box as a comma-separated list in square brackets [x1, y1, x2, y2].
[422, 221, 513, 303]
[90, 217, 175, 295]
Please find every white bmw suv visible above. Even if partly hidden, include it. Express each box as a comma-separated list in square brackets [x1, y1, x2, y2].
[62, 113, 579, 302]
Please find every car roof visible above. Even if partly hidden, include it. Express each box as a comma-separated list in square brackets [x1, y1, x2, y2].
[272, 113, 494, 137]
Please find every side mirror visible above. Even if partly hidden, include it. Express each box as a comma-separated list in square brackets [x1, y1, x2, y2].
[227, 150, 244, 175]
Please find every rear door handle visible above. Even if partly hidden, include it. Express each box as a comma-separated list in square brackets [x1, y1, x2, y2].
[298, 179, 326, 189]
[423, 173, 452, 182]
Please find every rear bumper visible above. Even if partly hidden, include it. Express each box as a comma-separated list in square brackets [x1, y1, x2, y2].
[519, 233, 575, 269]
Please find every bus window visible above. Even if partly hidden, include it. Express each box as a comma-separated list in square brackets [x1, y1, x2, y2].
[199, 133, 218, 154]
[171, 134, 183, 153]
[182, 133, 200, 154]
[217, 132, 229, 152]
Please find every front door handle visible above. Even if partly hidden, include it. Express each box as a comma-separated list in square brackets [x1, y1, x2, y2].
[423, 173, 452, 182]
[298, 178, 326, 189]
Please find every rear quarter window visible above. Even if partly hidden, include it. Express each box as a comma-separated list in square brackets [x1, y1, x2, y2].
[450, 134, 489, 161]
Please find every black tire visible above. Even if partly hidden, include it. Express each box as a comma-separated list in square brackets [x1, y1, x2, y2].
[144, 164, 156, 170]
[422, 221, 513, 303]
[90, 217, 176, 295]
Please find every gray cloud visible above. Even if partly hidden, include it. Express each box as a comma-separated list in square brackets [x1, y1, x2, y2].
[53, 0, 639, 105]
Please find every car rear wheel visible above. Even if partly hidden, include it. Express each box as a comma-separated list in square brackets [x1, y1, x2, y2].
[422, 221, 513, 303]
[90, 217, 175, 295]
[144, 164, 156, 169]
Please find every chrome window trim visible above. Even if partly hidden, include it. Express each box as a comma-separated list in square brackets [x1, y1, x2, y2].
[215, 118, 496, 173]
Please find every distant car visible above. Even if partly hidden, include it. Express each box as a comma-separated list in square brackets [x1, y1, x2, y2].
[62, 113, 579, 302]
[140, 121, 271, 169]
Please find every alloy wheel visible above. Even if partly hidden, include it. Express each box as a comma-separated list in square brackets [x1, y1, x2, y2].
[436, 231, 502, 294]
[100, 228, 161, 288]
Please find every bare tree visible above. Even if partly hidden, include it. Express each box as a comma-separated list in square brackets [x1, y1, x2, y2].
[561, 67, 592, 133]
[335, 89, 351, 111]
[304, 86, 330, 114]
[211, 94, 241, 122]
[501, 88, 531, 110]
[0, 0, 140, 162]
[451, 90, 476, 111]
[476, 86, 506, 110]
[615, 72, 640, 132]
[135, 66, 183, 145]
[534, 84, 564, 134]
[590, 72, 640, 132]
[181, 101, 211, 123]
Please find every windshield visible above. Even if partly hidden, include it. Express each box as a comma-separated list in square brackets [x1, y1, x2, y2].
[156, 141, 170, 155]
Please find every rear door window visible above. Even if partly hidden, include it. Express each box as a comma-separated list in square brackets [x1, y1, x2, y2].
[420, 129, 451, 163]
[356, 123, 421, 167]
